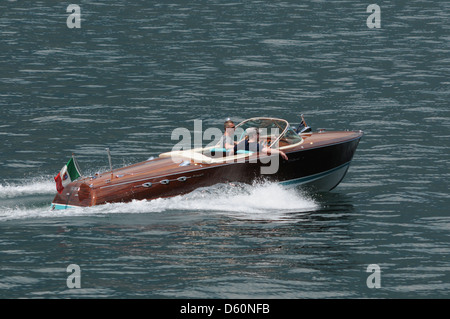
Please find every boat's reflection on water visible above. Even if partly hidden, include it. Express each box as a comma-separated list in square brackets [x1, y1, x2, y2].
[52, 184, 358, 298]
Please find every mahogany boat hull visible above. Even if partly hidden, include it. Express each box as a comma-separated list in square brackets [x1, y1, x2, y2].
[51, 129, 362, 210]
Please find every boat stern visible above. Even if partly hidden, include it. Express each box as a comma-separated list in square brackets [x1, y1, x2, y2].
[51, 180, 93, 210]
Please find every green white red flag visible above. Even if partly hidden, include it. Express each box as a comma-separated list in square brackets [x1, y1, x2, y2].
[54, 158, 81, 194]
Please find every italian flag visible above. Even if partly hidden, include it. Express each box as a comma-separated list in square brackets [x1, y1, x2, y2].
[54, 158, 81, 194]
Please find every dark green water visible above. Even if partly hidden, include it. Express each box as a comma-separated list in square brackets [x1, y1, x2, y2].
[0, 1, 449, 298]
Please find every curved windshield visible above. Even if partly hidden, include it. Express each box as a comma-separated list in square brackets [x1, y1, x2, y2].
[236, 118, 287, 133]
[279, 126, 302, 145]
[234, 117, 301, 148]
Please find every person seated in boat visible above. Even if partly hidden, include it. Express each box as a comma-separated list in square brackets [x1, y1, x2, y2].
[217, 119, 236, 150]
[234, 127, 288, 160]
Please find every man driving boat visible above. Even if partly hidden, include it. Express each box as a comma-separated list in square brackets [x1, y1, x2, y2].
[234, 127, 288, 160]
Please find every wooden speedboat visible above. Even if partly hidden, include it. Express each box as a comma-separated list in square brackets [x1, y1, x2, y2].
[51, 117, 363, 209]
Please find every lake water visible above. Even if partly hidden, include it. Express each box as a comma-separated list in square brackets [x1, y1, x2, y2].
[0, 1, 449, 299]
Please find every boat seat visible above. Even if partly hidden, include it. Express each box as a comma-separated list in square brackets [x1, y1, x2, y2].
[159, 150, 213, 164]
[159, 148, 256, 165]
[236, 150, 254, 155]
[210, 147, 227, 153]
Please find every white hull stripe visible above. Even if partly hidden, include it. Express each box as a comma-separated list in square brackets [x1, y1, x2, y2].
[279, 161, 351, 186]
[51, 203, 82, 210]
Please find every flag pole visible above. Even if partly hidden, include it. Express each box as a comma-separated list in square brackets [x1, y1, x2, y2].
[106, 148, 113, 179]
